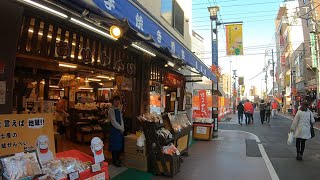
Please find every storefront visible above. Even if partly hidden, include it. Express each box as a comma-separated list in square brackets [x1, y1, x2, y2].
[0, 0, 217, 179]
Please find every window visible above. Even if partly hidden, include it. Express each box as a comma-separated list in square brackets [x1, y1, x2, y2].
[161, 0, 184, 36]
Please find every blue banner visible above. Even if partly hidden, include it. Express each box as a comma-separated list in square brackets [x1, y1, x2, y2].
[59, 0, 216, 81]
[212, 40, 218, 66]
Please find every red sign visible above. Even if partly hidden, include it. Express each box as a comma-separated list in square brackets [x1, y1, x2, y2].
[195, 90, 210, 118]
[163, 73, 183, 87]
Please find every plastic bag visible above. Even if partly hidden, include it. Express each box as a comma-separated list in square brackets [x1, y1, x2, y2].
[287, 132, 294, 145]
[136, 133, 146, 147]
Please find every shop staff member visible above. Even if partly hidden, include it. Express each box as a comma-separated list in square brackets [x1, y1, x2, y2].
[55, 96, 69, 134]
[108, 95, 124, 167]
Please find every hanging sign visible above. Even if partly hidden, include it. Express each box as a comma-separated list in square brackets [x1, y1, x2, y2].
[163, 73, 184, 87]
[193, 90, 210, 118]
[310, 33, 318, 68]
[226, 24, 243, 55]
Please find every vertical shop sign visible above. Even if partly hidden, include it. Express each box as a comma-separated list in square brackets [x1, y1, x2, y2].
[0, 114, 55, 156]
[212, 95, 218, 108]
[212, 40, 218, 66]
[310, 33, 318, 68]
[0, 81, 6, 104]
[199, 90, 210, 118]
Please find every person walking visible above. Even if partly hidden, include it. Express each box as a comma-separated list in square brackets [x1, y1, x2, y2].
[109, 95, 125, 167]
[237, 102, 244, 125]
[271, 100, 278, 118]
[290, 101, 315, 161]
[266, 102, 271, 123]
[249, 101, 254, 124]
[259, 100, 266, 124]
[244, 100, 253, 125]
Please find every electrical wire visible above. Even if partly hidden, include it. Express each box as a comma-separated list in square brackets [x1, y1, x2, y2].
[193, 1, 282, 10]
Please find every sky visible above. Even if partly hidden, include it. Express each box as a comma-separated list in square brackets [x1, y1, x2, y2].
[192, 0, 284, 97]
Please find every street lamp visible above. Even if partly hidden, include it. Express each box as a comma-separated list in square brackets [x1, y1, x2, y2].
[208, 6, 220, 136]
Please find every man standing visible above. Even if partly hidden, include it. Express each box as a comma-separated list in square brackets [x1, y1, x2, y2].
[271, 100, 278, 118]
[259, 100, 266, 124]
[237, 102, 244, 125]
[244, 100, 253, 125]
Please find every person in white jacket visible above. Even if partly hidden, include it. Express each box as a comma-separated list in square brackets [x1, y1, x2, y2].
[291, 101, 315, 161]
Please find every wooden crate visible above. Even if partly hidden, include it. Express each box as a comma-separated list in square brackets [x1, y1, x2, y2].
[124, 135, 147, 156]
[156, 154, 180, 177]
[192, 123, 213, 140]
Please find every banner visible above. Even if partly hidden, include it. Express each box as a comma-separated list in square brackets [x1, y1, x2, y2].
[226, 24, 243, 55]
[193, 90, 211, 118]
[238, 77, 244, 85]
[0, 114, 55, 157]
[212, 40, 218, 66]
[310, 33, 318, 68]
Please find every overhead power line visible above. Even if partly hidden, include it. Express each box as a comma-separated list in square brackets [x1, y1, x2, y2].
[193, 1, 281, 10]
[193, 10, 279, 19]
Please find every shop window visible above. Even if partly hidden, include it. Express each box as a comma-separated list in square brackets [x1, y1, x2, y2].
[161, 0, 184, 36]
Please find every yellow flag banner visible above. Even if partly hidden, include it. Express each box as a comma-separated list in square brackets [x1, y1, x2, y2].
[226, 24, 243, 55]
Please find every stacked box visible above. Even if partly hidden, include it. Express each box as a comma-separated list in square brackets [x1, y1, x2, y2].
[124, 134, 148, 172]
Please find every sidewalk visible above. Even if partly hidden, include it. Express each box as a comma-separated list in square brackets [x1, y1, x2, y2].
[277, 112, 320, 130]
[111, 129, 273, 180]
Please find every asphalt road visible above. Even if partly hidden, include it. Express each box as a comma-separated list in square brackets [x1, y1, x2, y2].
[220, 112, 320, 180]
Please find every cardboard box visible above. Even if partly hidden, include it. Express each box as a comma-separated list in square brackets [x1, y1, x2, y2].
[124, 134, 146, 156]
[124, 153, 148, 172]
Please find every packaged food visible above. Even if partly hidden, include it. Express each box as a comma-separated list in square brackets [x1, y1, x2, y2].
[1, 152, 42, 180]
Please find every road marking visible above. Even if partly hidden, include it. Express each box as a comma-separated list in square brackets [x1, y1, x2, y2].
[221, 129, 279, 180]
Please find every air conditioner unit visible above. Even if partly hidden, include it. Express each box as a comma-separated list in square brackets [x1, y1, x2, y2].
[309, 22, 316, 33]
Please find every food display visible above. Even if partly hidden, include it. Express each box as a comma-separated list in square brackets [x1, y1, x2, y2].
[42, 158, 90, 180]
[137, 113, 163, 123]
[193, 118, 214, 124]
[157, 128, 173, 139]
[1, 152, 42, 180]
[74, 103, 98, 110]
[162, 144, 180, 156]
[168, 114, 191, 132]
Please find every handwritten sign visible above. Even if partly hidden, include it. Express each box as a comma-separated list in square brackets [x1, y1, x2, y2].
[0, 114, 55, 157]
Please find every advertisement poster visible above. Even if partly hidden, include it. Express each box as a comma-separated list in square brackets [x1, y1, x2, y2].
[193, 90, 211, 118]
[226, 24, 243, 55]
[0, 114, 55, 157]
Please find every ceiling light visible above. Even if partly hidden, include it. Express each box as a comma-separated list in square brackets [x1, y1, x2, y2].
[99, 83, 104, 86]
[178, 67, 182, 71]
[20, 0, 68, 19]
[96, 75, 110, 79]
[49, 85, 60, 88]
[167, 61, 175, 67]
[88, 78, 101, 82]
[132, 43, 156, 57]
[40, 80, 45, 85]
[110, 25, 122, 39]
[79, 87, 93, 90]
[164, 86, 169, 90]
[165, 64, 168, 67]
[70, 18, 117, 41]
[59, 63, 77, 69]
[98, 88, 112, 90]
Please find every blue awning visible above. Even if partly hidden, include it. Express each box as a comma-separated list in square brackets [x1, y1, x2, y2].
[58, 0, 216, 81]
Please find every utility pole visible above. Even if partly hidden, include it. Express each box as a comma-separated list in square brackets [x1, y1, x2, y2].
[233, 70, 237, 105]
[265, 71, 268, 99]
[272, 49, 275, 96]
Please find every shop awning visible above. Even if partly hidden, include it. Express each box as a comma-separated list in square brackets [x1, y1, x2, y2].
[57, 0, 217, 81]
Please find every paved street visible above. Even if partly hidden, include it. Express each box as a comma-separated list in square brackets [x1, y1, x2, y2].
[220, 111, 320, 180]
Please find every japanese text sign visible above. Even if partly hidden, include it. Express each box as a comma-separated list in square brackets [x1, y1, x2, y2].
[0, 114, 55, 157]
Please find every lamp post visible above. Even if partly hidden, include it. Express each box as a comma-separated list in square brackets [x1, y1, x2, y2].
[208, 6, 220, 136]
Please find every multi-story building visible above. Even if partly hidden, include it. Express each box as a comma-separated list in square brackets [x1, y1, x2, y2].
[275, 0, 304, 111]
[191, 30, 206, 61]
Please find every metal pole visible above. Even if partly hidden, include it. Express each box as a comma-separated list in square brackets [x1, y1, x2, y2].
[215, 18, 219, 133]
[265, 71, 268, 99]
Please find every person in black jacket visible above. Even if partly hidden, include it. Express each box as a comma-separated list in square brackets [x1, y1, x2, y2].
[237, 102, 244, 125]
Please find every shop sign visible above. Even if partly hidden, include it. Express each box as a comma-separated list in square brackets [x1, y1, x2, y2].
[163, 73, 183, 87]
[0, 114, 55, 158]
[199, 90, 210, 118]
[281, 53, 286, 66]
[310, 33, 318, 68]
[100, 51, 111, 66]
[280, 36, 284, 47]
[56, 41, 70, 57]
[196, 126, 207, 135]
[81, 48, 93, 64]
[212, 95, 218, 108]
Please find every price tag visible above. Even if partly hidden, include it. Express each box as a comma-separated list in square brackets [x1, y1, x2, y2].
[68, 171, 80, 180]
[91, 163, 101, 173]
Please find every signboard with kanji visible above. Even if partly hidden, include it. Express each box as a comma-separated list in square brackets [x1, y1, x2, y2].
[0, 113, 55, 157]
[193, 90, 211, 118]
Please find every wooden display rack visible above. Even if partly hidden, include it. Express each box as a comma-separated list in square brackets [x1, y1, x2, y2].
[141, 122, 180, 177]
[162, 113, 192, 155]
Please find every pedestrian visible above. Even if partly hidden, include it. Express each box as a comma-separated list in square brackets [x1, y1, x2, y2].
[249, 101, 254, 124]
[266, 102, 271, 123]
[271, 100, 278, 118]
[244, 100, 253, 125]
[109, 95, 125, 167]
[290, 101, 315, 161]
[259, 100, 266, 124]
[237, 102, 244, 125]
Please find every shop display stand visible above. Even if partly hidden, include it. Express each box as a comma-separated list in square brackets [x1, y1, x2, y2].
[141, 122, 180, 177]
[69, 109, 106, 143]
[162, 114, 192, 156]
